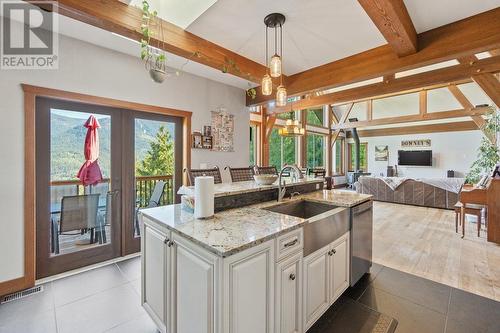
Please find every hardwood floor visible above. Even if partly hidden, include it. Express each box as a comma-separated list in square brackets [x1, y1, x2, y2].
[372, 201, 500, 302]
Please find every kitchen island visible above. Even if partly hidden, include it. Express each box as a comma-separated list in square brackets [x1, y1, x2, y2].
[139, 188, 372, 333]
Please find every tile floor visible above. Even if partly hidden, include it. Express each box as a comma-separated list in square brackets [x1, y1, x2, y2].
[1, 257, 500, 333]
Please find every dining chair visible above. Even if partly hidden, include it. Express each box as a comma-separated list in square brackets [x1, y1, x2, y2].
[185, 166, 223, 185]
[225, 166, 255, 182]
[51, 194, 100, 254]
[255, 166, 278, 175]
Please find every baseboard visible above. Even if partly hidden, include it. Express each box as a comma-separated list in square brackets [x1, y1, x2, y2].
[0, 276, 33, 298]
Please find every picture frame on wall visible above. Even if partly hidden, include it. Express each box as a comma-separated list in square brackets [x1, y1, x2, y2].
[203, 125, 212, 137]
[375, 145, 389, 161]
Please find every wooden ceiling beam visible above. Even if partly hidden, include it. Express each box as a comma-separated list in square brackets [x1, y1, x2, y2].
[333, 107, 490, 130]
[351, 121, 479, 138]
[248, 7, 500, 105]
[268, 55, 500, 114]
[27, 0, 268, 83]
[358, 0, 417, 56]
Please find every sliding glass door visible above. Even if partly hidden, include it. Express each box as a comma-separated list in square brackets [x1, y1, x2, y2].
[36, 98, 122, 278]
[36, 98, 183, 278]
[121, 112, 183, 254]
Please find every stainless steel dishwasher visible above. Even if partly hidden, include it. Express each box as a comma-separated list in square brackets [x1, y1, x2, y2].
[350, 200, 373, 286]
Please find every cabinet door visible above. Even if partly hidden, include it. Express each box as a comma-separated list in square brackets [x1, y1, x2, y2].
[172, 234, 219, 333]
[141, 224, 170, 333]
[303, 245, 330, 331]
[276, 252, 302, 333]
[330, 234, 349, 303]
[223, 240, 275, 333]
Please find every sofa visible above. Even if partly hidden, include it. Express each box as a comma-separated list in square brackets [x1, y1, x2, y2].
[355, 176, 459, 210]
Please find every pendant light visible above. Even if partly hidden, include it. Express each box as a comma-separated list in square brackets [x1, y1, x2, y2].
[261, 26, 272, 96]
[263, 13, 287, 105]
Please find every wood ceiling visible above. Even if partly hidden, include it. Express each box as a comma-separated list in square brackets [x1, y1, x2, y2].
[28, 0, 500, 110]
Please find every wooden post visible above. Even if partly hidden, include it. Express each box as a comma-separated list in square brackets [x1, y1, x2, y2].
[326, 105, 333, 177]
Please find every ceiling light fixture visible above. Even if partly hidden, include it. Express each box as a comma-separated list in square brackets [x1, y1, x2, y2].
[263, 13, 287, 106]
[278, 101, 305, 137]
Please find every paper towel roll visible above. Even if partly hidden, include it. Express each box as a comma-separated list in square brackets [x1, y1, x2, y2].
[194, 176, 214, 219]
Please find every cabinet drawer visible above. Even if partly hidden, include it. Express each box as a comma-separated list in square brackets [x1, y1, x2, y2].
[276, 228, 303, 261]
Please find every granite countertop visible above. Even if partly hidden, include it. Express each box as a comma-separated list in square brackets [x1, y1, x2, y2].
[185, 176, 324, 198]
[140, 190, 372, 257]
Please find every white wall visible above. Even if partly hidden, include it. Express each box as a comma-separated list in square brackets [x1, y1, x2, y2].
[354, 130, 482, 179]
[0, 21, 249, 283]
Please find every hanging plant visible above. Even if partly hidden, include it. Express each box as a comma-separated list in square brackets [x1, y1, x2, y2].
[140, 0, 167, 83]
[465, 107, 500, 184]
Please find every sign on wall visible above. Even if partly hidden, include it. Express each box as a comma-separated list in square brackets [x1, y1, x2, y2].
[401, 139, 431, 148]
[211, 109, 234, 152]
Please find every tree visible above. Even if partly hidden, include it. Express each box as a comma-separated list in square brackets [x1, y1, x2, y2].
[465, 108, 500, 184]
[136, 125, 175, 176]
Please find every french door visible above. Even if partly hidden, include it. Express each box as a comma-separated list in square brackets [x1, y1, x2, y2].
[36, 97, 183, 278]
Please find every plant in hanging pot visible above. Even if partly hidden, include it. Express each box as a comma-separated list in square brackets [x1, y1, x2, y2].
[465, 107, 500, 184]
[140, 1, 167, 83]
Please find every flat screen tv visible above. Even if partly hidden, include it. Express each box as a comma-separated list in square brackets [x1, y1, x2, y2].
[398, 150, 432, 166]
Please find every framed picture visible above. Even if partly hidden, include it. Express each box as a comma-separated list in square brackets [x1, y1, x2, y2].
[192, 133, 202, 148]
[375, 145, 389, 161]
[203, 125, 212, 137]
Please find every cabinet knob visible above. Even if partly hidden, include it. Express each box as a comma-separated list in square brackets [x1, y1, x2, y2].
[168, 240, 175, 247]
[164, 238, 170, 245]
[289, 273, 296, 281]
[332, 249, 336, 254]
[328, 250, 333, 256]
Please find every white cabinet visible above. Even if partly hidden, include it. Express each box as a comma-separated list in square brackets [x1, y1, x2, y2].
[275, 251, 303, 333]
[303, 245, 330, 330]
[303, 232, 350, 332]
[330, 235, 349, 302]
[171, 234, 219, 333]
[141, 223, 172, 333]
[223, 240, 275, 333]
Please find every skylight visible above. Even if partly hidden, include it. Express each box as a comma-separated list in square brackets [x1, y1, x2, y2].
[125, 0, 217, 29]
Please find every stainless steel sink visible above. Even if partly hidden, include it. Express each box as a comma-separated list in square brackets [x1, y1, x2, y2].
[263, 200, 349, 256]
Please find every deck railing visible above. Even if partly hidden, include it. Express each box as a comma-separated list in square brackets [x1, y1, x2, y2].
[50, 175, 174, 208]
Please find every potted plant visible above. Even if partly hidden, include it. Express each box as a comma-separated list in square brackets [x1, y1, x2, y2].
[140, 1, 167, 83]
[465, 107, 500, 184]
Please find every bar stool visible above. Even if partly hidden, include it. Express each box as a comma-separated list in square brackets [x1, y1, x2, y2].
[454, 202, 484, 237]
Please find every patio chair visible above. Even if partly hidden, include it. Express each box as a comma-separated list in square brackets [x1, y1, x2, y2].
[134, 181, 166, 237]
[95, 191, 119, 245]
[255, 166, 278, 175]
[51, 194, 100, 254]
[185, 166, 223, 185]
[225, 166, 255, 182]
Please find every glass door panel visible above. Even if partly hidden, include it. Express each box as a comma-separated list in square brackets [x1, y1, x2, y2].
[36, 98, 122, 278]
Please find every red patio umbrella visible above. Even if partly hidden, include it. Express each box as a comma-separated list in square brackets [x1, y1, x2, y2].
[77, 115, 103, 187]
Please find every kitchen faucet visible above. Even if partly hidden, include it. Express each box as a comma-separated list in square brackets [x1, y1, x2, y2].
[278, 164, 304, 202]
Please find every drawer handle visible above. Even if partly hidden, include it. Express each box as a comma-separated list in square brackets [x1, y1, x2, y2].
[289, 273, 296, 281]
[284, 239, 298, 248]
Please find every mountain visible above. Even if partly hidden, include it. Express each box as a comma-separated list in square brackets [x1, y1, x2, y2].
[50, 112, 174, 181]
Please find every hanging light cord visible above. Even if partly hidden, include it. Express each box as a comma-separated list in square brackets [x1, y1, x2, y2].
[265, 26, 269, 72]
[280, 23, 283, 86]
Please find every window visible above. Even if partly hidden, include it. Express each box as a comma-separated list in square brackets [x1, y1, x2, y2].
[348, 142, 368, 172]
[306, 108, 324, 127]
[306, 133, 325, 168]
[334, 138, 345, 175]
[250, 125, 257, 165]
[269, 128, 296, 168]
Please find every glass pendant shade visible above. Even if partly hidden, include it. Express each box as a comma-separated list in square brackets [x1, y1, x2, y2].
[261, 74, 273, 96]
[269, 54, 282, 77]
[276, 85, 287, 107]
